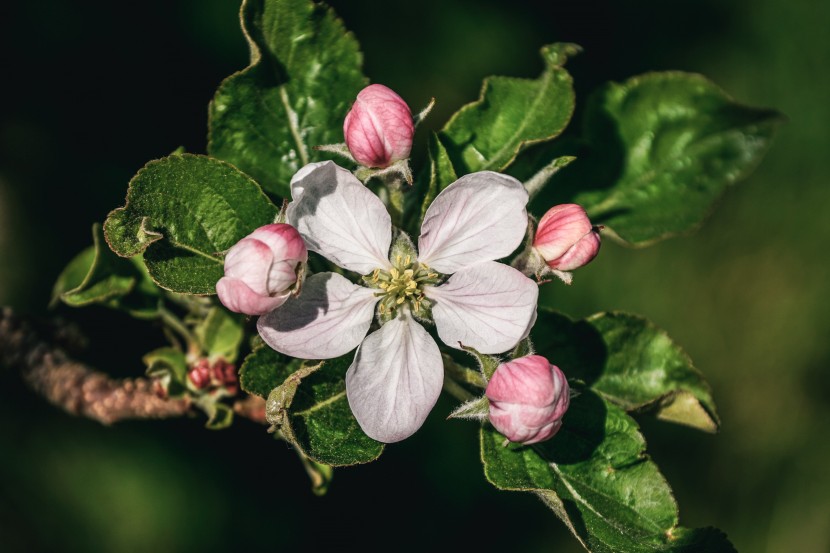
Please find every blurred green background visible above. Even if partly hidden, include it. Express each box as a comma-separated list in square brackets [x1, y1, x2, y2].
[1, 0, 828, 551]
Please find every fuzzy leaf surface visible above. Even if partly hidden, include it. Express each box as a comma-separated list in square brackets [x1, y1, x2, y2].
[481, 391, 736, 552]
[104, 154, 277, 294]
[208, 0, 367, 197]
[267, 354, 383, 466]
[239, 345, 301, 399]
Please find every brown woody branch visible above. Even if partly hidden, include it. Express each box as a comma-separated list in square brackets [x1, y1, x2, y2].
[0, 307, 266, 425]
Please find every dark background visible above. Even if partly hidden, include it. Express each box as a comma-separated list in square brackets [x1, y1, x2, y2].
[1, 1, 828, 551]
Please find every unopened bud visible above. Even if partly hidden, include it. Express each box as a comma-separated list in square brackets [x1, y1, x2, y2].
[485, 355, 570, 445]
[210, 359, 239, 395]
[344, 84, 414, 168]
[188, 359, 211, 390]
[216, 224, 307, 316]
[533, 204, 600, 272]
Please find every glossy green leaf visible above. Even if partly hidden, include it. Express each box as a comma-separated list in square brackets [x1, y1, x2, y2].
[195, 307, 245, 363]
[104, 154, 278, 294]
[533, 310, 719, 432]
[481, 391, 736, 552]
[52, 224, 161, 318]
[439, 43, 578, 175]
[534, 72, 783, 246]
[239, 344, 301, 399]
[266, 355, 383, 466]
[208, 0, 367, 197]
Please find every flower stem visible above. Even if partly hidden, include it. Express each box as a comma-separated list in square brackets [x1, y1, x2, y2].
[443, 355, 487, 388]
[158, 306, 200, 357]
[443, 375, 475, 402]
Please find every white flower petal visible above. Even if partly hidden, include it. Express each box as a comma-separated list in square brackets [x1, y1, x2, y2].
[418, 171, 529, 273]
[345, 311, 443, 443]
[287, 161, 392, 274]
[257, 272, 378, 359]
[425, 261, 538, 354]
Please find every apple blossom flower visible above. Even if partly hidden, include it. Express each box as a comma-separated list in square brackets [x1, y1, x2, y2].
[533, 204, 600, 279]
[257, 161, 538, 443]
[216, 224, 307, 316]
[343, 84, 414, 168]
[486, 355, 570, 445]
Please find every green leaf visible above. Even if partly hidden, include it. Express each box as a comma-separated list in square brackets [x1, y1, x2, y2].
[532, 310, 719, 432]
[266, 355, 383, 466]
[203, 401, 235, 430]
[417, 133, 458, 223]
[104, 154, 278, 294]
[143, 347, 188, 398]
[439, 43, 579, 175]
[208, 0, 367, 197]
[536, 72, 784, 246]
[481, 391, 736, 553]
[239, 344, 301, 399]
[52, 223, 161, 317]
[195, 307, 245, 363]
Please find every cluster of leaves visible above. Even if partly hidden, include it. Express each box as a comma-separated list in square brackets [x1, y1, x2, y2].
[50, 0, 781, 550]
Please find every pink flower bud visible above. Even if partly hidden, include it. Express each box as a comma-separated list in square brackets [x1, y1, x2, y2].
[216, 224, 307, 316]
[343, 84, 414, 168]
[485, 355, 570, 445]
[533, 204, 600, 271]
[210, 359, 239, 395]
[188, 359, 212, 390]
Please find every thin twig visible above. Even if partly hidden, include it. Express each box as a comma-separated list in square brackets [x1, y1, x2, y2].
[0, 307, 264, 425]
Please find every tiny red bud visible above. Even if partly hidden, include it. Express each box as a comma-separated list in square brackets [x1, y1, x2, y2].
[216, 224, 307, 316]
[533, 204, 600, 271]
[485, 355, 570, 445]
[188, 360, 212, 390]
[344, 84, 414, 168]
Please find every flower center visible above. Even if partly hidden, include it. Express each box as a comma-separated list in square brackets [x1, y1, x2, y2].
[364, 254, 440, 316]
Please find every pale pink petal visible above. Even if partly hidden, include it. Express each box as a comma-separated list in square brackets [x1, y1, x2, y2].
[287, 161, 392, 274]
[223, 238, 274, 295]
[418, 171, 528, 273]
[345, 311, 443, 443]
[425, 261, 538, 354]
[257, 272, 378, 359]
[267, 260, 301, 293]
[216, 277, 291, 316]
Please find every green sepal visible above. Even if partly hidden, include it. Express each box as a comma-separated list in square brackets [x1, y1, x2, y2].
[533, 310, 719, 432]
[460, 345, 500, 381]
[194, 307, 245, 363]
[530, 71, 784, 247]
[439, 42, 579, 175]
[208, 0, 367, 197]
[103, 154, 278, 295]
[143, 347, 188, 399]
[51, 223, 161, 318]
[265, 355, 383, 466]
[480, 391, 736, 552]
[448, 396, 489, 421]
